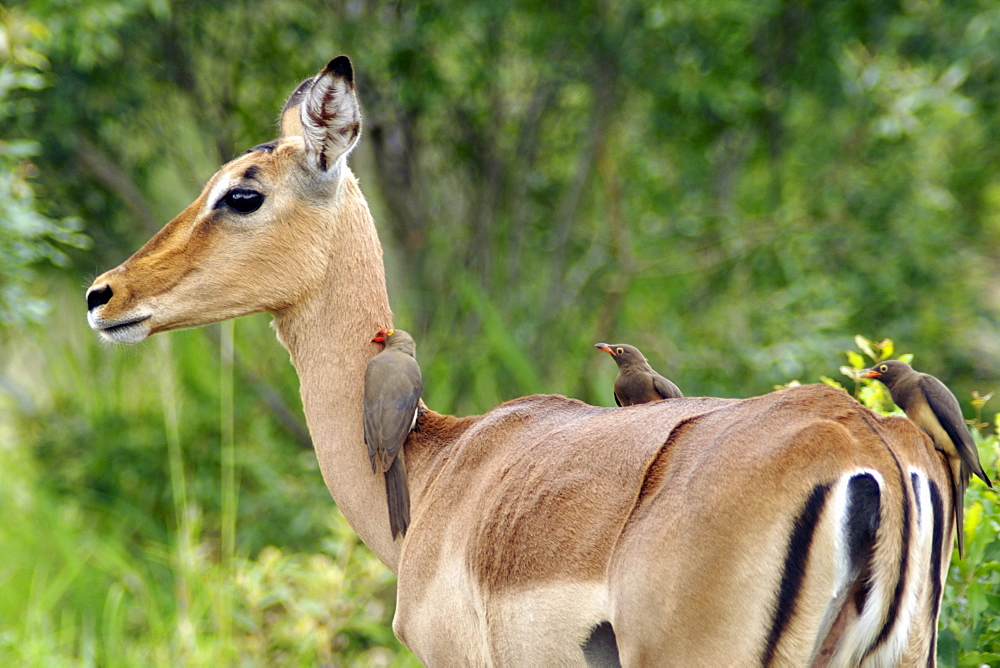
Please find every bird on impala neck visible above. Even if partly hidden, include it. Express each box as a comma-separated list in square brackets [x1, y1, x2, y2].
[594, 342, 683, 407]
[364, 327, 422, 540]
[862, 360, 993, 557]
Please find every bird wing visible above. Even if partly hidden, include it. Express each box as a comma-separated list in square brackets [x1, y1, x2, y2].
[919, 374, 992, 487]
[363, 371, 380, 472]
[364, 352, 423, 474]
[652, 373, 683, 399]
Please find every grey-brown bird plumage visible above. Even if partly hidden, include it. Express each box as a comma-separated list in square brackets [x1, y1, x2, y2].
[364, 328, 422, 540]
[594, 342, 683, 406]
[862, 360, 993, 557]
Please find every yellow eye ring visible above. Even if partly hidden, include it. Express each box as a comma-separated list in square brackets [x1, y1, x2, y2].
[616, 347, 624, 355]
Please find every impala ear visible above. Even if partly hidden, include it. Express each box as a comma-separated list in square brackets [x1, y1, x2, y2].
[293, 56, 362, 174]
[279, 78, 314, 138]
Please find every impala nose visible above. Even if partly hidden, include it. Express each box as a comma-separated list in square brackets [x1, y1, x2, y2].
[87, 284, 113, 311]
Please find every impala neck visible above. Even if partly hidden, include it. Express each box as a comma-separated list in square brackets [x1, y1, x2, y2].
[271, 174, 403, 571]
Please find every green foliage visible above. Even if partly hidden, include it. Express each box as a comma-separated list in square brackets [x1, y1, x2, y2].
[231, 520, 406, 665]
[10, 283, 335, 555]
[0, 280, 416, 665]
[938, 482, 1000, 667]
[0, 483, 409, 666]
[10, 0, 1000, 406]
[0, 7, 90, 325]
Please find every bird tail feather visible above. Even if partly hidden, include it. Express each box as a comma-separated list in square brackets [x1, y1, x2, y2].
[385, 453, 411, 540]
[953, 474, 966, 559]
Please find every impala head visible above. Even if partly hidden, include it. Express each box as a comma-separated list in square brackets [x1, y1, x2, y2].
[86, 56, 363, 343]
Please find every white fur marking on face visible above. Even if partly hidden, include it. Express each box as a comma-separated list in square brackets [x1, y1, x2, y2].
[203, 173, 233, 217]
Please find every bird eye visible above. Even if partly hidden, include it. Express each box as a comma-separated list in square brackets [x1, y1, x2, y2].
[616, 347, 624, 355]
[879, 364, 888, 372]
[222, 188, 264, 214]
[387, 329, 395, 336]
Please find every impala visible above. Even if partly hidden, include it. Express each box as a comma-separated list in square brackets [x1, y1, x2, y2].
[86, 56, 954, 666]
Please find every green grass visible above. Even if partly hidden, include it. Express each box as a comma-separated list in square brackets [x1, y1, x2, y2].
[0, 279, 417, 666]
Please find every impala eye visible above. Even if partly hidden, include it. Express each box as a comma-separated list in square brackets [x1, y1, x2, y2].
[223, 188, 264, 214]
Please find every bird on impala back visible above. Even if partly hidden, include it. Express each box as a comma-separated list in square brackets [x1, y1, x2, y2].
[364, 327, 422, 540]
[862, 359, 993, 557]
[594, 342, 683, 406]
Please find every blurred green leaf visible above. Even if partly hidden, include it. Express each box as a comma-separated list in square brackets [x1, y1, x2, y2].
[958, 653, 1000, 668]
[855, 336, 877, 361]
[819, 375, 844, 391]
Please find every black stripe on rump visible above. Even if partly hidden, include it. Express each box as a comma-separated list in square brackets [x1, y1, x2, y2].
[926, 480, 945, 667]
[846, 473, 881, 614]
[762, 483, 831, 666]
[910, 472, 922, 525]
[868, 461, 912, 654]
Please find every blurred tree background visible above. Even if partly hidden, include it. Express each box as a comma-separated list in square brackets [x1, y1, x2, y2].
[1, 0, 998, 664]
